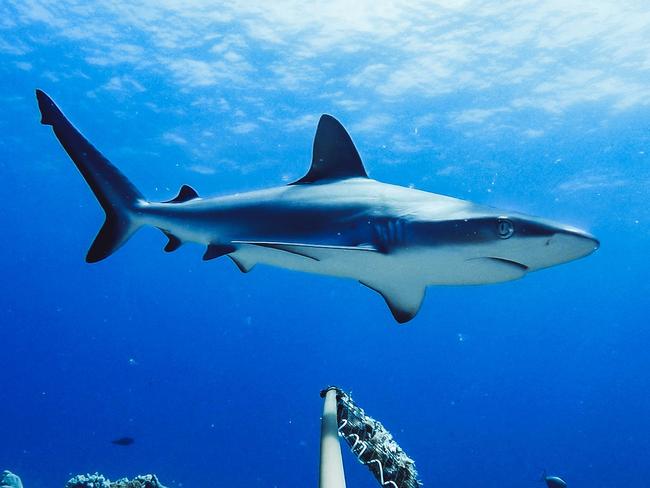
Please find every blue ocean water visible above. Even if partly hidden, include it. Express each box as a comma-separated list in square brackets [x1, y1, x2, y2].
[2, 3, 650, 488]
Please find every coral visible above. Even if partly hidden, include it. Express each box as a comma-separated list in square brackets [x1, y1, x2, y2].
[111, 475, 166, 488]
[65, 474, 166, 488]
[65, 473, 111, 488]
[1, 471, 23, 488]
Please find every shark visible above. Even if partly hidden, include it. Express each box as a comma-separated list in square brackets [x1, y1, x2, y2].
[36, 89, 599, 323]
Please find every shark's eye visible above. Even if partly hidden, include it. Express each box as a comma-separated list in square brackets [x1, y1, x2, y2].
[497, 218, 514, 239]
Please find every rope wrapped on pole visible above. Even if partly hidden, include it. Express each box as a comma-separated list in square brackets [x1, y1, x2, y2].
[320, 387, 421, 488]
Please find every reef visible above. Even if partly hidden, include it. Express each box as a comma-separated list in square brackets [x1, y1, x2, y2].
[1, 471, 23, 488]
[65, 474, 167, 488]
[1, 471, 167, 488]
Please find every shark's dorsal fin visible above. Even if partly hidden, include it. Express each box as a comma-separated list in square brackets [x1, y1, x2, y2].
[291, 114, 367, 184]
[165, 184, 199, 203]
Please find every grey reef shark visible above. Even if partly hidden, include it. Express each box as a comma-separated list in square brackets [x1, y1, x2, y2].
[36, 89, 599, 323]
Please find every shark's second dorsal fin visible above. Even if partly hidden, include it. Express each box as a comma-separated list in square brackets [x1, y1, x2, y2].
[165, 184, 199, 203]
[291, 114, 367, 184]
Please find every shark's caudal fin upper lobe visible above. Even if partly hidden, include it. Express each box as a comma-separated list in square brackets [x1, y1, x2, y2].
[36, 89, 146, 263]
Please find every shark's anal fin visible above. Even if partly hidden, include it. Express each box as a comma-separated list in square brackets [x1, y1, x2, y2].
[161, 231, 182, 252]
[164, 184, 199, 204]
[291, 114, 368, 184]
[203, 244, 236, 261]
[360, 280, 426, 324]
[229, 255, 256, 273]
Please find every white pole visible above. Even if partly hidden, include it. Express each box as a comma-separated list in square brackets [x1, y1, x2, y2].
[319, 388, 346, 488]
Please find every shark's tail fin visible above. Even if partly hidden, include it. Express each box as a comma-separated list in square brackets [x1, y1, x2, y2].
[36, 89, 146, 263]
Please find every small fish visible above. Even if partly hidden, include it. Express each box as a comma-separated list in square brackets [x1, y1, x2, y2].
[544, 475, 567, 488]
[111, 436, 134, 446]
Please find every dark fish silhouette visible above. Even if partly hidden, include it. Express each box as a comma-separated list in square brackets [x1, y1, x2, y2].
[544, 475, 567, 488]
[111, 437, 134, 446]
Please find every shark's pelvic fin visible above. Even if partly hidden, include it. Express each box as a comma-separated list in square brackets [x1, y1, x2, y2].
[291, 114, 368, 184]
[203, 244, 236, 261]
[164, 184, 199, 204]
[36, 89, 146, 263]
[360, 280, 426, 324]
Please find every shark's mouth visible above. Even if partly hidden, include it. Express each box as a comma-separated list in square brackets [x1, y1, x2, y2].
[486, 256, 529, 271]
[463, 256, 530, 283]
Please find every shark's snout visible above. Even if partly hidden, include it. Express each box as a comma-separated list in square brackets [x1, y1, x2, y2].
[551, 227, 600, 261]
[491, 215, 599, 272]
[522, 225, 599, 270]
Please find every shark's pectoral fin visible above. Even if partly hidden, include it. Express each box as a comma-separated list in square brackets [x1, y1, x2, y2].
[229, 254, 256, 273]
[360, 280, 426, 324]
[232, 241, 378, 261]
[203, 244, 236, 261]
[241, 242, 319, 261]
